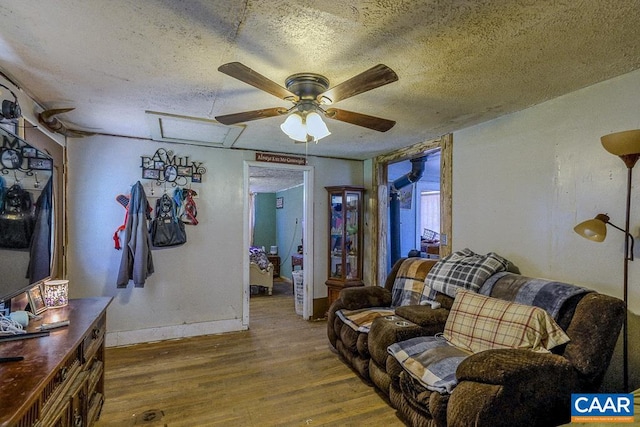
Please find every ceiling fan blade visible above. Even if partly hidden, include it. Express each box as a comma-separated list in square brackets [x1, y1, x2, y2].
[218, 62, 299, 102]
[324, 108, 396, 132]
[215, 107, 288, 125]
[317, 64, 398, 105]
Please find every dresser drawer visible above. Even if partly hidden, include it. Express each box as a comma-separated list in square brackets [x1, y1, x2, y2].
[41, 353, 82, 414]
[83, 314, 106, 362]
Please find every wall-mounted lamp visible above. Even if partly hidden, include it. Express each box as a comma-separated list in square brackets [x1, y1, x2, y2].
[574, 129, 640, 392]
[280, 111, 331, 143]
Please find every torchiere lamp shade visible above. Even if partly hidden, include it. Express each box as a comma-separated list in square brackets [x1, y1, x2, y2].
[602, 129, 640, 168]
[601, 129, 640, 156]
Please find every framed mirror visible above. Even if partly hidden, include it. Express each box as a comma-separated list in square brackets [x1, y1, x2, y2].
[0, 123, 57, 310]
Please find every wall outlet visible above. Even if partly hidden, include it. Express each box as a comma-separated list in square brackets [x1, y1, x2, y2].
[440, 233, 448, 246]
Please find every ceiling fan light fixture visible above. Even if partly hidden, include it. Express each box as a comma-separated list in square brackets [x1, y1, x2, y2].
[280, 113, 307, 142]
[306, 112, 331, 140]
[280, 111, 331, 143]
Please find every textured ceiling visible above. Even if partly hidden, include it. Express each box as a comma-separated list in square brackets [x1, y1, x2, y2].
[0, 1, 639, 160]
[249, 166, 303, 193]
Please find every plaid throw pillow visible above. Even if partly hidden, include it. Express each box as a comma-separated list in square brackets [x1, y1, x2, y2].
[425, 248, 509, 298]
[443, 290, 570, 354]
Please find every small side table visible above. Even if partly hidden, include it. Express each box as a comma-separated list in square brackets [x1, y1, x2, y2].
[292, 254, 303, 271]
[267, 255, 280, 277]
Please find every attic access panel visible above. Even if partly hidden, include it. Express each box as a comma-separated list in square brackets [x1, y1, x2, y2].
[146, 111, 244, 147]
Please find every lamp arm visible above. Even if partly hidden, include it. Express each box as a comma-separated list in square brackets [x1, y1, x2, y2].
[607, 220, 635, 261]
[606, 220, 625, 234]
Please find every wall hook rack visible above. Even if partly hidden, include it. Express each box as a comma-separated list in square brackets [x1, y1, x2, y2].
[140, 148, 206, 187]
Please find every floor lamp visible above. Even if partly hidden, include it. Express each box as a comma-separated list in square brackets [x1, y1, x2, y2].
[574, 129, 640, 393]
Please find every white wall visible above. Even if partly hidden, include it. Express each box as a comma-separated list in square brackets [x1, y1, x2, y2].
[67, 136, 362, 345]
[453, 68, 640, 391]
[308, 157, 365, 297]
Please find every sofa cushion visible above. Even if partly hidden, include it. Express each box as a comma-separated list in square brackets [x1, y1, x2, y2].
[336, 307, 395, 333]
[391, 258, 437, 306]
[444, 290, 570, 353]
[388, 336, 471, 394]
[424, 248, 510, 299]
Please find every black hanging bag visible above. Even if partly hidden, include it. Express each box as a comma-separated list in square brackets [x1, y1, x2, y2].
[149, 193, 186, 247]
[0, 184, 35, 248]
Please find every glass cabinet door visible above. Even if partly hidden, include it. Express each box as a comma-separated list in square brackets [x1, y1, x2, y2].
[344, 191, 360, 280]
[326, 186, 364, 305]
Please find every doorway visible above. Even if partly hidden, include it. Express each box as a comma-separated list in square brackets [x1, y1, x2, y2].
[371, 134, 452, 285]
[243, 161, 314, 323]
[387, 149, 441, 269]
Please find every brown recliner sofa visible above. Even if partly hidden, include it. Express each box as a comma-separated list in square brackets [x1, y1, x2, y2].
[327, 258, 446, 381]
[328, 257, 626, 427]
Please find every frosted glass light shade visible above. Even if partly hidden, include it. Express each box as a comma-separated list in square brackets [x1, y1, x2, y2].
[280, 114, 307, 141]
[306, 112, 331, 140]
[601, 130, 640, 156]
[573, 214, 609, 242]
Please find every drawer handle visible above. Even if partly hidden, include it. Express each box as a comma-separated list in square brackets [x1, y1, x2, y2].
[59, 366, 68, 381]
[92, 327, 101, 339]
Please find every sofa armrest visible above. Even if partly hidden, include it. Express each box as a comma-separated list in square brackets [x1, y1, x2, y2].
[456, 348, 574, 385]
[340, 286, 392, 310]
[449, 349, 576, 427]
[368, 317, 440, 367]
[327, 298, 346, 347]
[394, 305, 449, 328]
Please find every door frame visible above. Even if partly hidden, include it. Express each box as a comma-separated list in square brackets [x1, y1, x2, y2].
[370, 134, 452, 286]
[243, 161, 314, 322]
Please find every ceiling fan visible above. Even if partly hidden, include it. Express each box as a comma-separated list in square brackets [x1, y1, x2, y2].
[214, 62, 398, 141]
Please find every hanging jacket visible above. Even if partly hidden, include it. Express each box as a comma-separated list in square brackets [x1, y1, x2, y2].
[27, 176, 52, 283]
[117, 181, 154, 287]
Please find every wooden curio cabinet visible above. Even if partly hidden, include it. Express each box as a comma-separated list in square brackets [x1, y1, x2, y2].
[325, 186, 364, 306]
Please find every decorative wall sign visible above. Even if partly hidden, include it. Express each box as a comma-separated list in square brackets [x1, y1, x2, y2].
[256, 152, 307, 165]
[141, 148, 206, 187]
[0, 132, 53, 175]
[276, 197, 284, 209]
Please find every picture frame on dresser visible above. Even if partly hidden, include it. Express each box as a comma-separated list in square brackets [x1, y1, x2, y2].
[27, 283, 47, 315]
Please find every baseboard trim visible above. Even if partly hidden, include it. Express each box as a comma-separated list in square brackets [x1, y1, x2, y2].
[105, 318, 247, 347]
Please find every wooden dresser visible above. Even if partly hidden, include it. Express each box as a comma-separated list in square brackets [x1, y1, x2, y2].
[0, 297, 112, 427]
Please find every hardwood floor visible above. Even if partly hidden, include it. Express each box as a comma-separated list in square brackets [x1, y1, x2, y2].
[96, 281, 404, 426]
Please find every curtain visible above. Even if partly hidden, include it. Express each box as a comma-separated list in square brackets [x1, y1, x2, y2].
[420, 191, 440, 235]
[249, 192, 256, 246]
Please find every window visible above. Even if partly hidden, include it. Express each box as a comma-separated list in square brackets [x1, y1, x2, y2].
[420, 191, 440, 236]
